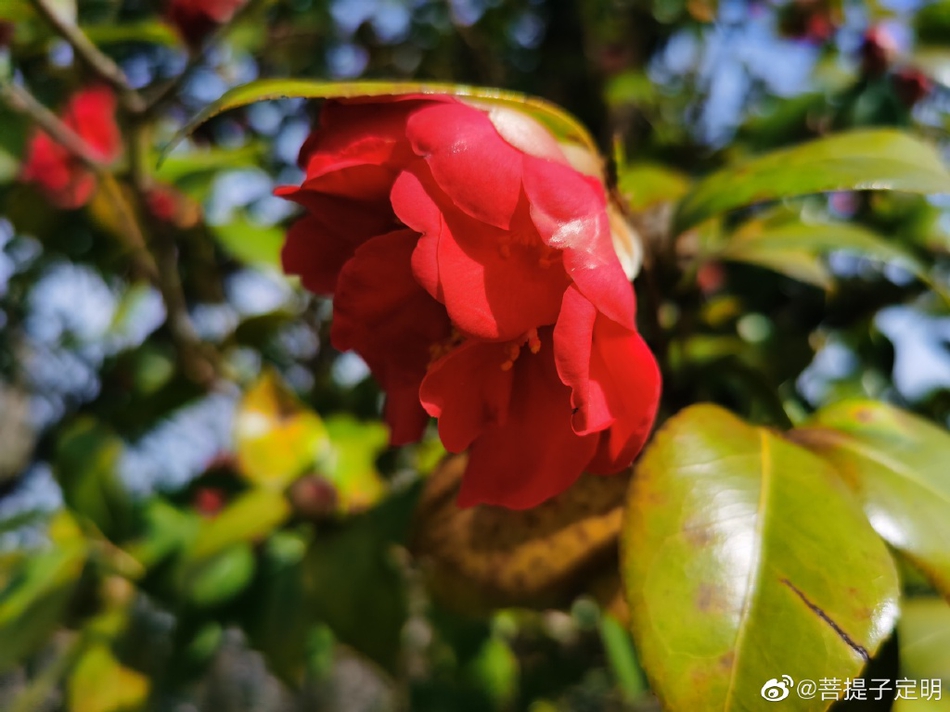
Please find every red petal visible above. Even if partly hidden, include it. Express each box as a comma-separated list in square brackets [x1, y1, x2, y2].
[457, 333, 599, 509]
[391, 169, 443, 299]
[523, 157, 636, 330]
[65, 86, 121, 163]
[281, 214, 357, 294]
[406, 103, 523, 230]
[585, 326, 661, 472]
[553, 286, 614, 434]
[330, 230, 451, 443]
[419, 340, 514, 452]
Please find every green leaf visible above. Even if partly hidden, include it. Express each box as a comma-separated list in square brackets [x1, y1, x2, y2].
[53, 419, 133, 541]
[790, 400, 950, 602]
[187, 488, 290, 562]
[84, 21, 179, 47]
[161, 79, 598, 164]
[211, 220, 284, 269]
[617, 163, 691, 212]
[184, 544, 257, 608]
[716, 216, 947, 298]
[895, 598, 950, 711]
[322, 415, 389, 514]
[67, 643, 150, 712]
[674, 130, 950, 235]
[0, 514, 87, 672]
[621, 404, 900, 712]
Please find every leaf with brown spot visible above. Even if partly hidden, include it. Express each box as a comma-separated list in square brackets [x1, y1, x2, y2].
[621, 404, 900, 712]
[411, 456, 627, 614]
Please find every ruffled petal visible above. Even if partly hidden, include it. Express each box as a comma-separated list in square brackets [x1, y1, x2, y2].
[458, 332, 599, 509]
[523, 156, 636, 330]
[393, 166, 569, 341]
[419, 340, 514, 452]
[330, 229, 452, 444]
[553, 286, 614, 434]
[281, 214, 358, 295]
[406, 103, 523, 230]
[585, 326, 661, 473]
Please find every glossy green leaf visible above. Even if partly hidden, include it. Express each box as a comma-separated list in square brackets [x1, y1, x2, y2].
[717, 217, 946, 297]
[184, 543, 257, 608]
[161, 79, 598, 163]
[894, 598, 950, 711]
[621, 404, 900, 712]
[674, 130, 950, 235]
[790, 400, 950, 601]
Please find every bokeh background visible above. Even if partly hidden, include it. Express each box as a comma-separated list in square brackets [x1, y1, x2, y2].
[1, 0, 950, 710]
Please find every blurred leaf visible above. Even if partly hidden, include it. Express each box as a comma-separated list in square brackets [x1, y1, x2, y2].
[162, 79, 599, 162]
[0, 513, 87, 672]
[184, 543, 256, 608]
[54, 419, 133, 541]
[211, 219, 284, 269]
[599, 613, 648, 704]
[465, 635, 519, 708]
[617, 163, 691, 212]
[717, 216, 945, 297]
[84, 21, 178, 47]
[124, 499, 199, 570]
[155, 145, 265, 185]
[915, 1, 950, 46]
[68, 643, 149, 712]
[791, 400, 950, 601]
[301, 487, 418, 673]
[674, 130, 950, 234]
[235, 371, 330, 489]
[188, 488, 290, 561]
[322, 415, 388, 514]
[621, 404, 899, 711]
[411, 456, 627, 614]
[895, 598, 950, 712]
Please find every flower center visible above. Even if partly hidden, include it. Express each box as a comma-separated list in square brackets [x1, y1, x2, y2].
[500, 328, 541, 371]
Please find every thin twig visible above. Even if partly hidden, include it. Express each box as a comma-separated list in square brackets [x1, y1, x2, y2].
[0, 79, 106, 170]
[28, 0, 145, 112]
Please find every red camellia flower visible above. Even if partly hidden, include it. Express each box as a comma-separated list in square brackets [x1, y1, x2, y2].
[20, 86, 121, 210]
[167, 0, 245, 46]
[277, 95, 661, 509]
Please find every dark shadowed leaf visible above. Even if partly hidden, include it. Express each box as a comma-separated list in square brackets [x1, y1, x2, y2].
[621, 404, 900, 711]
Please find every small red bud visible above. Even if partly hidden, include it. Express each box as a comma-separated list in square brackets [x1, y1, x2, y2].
[892, 68, 933, 107]
[861, 26, 897, 76]
[194, 487, 227, 517]
[290, 475, 338, 520]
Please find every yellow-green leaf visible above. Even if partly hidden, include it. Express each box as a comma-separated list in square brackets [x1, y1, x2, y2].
[674, 130, 950, 235]
[621, 404, 900, 712]
[791, 400, 950, 601]
[161, 79, 598, 163]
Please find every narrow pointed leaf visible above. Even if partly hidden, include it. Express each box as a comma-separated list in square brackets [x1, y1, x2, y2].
[160, 79, 598, 163]
[674, 130, 950, 234]
[791, 400, 950, 601]
[621, 404, 900, 712]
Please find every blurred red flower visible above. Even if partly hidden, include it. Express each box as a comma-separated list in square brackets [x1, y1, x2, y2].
[20, 85, 121, 210]
[167, 0, 245, 45]
[277, 96, 661, 509]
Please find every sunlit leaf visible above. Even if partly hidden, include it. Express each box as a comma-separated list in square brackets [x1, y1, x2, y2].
[322, 415, 388, 514]
[791, 400, 950, 601]
[235, 371, 330, 489]
[211, 219, 284, 269]
[895, 598, 950, 712]
[188, 488, 290, 561]
[674, 130, 950, 234]
[621, 404, 899, 711]
[84, 21, 179, 47]
[68, 643, 150, 712]
[161, 79, 598, 163]
[617, 163, 691, 212]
